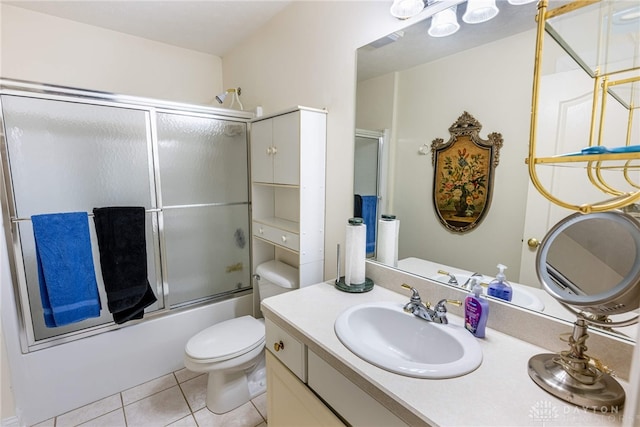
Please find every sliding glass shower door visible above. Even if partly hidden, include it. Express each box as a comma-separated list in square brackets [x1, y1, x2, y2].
[155, 112, 251, 307]
[0, 86, 251, 349]
[2, 95, 160, 342]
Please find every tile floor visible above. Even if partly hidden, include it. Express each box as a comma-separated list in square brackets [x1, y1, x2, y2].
[31, 368, 267, 427]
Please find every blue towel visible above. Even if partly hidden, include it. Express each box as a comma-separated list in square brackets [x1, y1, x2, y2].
[359, 195, 377, 256]
[32, 212, 101, 327]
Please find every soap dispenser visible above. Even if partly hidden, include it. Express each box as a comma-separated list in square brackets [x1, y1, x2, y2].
[464, 279, 488, 338]
[487, 264, 513, 302]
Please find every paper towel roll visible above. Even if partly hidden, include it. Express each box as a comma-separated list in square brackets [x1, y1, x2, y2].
[345, 218, 366, 285]
[377, 215, 399, 267]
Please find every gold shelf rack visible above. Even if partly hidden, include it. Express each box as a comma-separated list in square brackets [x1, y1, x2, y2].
[527, 0, 640, 213]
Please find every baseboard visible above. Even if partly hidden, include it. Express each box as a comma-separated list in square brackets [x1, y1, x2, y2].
[1, 416, 20, 427]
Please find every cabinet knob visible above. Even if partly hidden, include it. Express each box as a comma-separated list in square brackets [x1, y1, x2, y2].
[281, 235, 287, 243]
[259, 227, 264, 234]
[273, 340, 284, 352]
[527, 238, 541, 248]
[266, 147, 272, 155]
[271, 146, 278, 155]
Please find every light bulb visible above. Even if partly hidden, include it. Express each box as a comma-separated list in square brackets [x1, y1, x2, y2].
[463, 0, 499, 24]
[428, 6, 460, 38]
[390, 0, 425, 20]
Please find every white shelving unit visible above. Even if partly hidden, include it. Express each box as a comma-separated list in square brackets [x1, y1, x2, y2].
[251, 106, 327, 292]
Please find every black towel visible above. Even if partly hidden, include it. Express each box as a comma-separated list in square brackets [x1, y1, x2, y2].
[354, 194, 363, 218]
[93, 207, 157, 324]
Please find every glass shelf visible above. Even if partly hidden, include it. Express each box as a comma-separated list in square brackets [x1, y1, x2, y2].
[531, 152, 640, 165]
[545, 0, 640, 109]
[527, 0, 640, 212]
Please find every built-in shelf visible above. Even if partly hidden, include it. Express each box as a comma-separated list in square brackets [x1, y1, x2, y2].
[253, 182, 300, 189]
[250, 106, 327, 291]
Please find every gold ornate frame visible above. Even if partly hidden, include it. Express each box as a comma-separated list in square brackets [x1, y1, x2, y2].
[431, 112, 503, 233]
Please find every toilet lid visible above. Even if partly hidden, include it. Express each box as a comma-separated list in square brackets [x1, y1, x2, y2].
[185, 316, 265, 362]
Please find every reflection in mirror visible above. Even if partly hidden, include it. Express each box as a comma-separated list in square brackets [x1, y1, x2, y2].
[356, 1, 542, 291]
[538, 212, 640, 316]
[354, 129, 389, 258]
[529, 211, 640, 411]
[354, 0, 639, 340]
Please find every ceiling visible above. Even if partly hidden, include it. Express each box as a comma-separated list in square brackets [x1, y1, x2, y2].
[3, 0, 292, 56]
[357, 0, 541, 81]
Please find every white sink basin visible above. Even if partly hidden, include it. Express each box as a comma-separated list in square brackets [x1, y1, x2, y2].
[432, 274, 545, 311]
[334, 301, 482, 379]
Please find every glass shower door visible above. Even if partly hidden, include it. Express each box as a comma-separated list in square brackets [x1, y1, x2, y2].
[1, 94, 160, 341]
[155, 112, 250, 307]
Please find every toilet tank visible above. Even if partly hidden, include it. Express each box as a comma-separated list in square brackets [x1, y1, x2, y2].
[256, 260, 299, 301]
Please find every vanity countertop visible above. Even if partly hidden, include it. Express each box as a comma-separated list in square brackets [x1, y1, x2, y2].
[261, 282, 630, 427]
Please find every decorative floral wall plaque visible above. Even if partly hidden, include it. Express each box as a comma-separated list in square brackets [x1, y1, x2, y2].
[431, 112, 503, 233]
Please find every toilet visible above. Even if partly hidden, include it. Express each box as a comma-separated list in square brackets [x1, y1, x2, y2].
[184, 260, 298, 414]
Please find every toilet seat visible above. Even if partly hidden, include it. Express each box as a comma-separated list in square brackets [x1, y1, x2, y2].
[185, 316, 265, 364]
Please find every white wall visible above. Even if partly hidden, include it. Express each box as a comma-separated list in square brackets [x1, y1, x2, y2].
[0, 5, 235, 425]
[1, 4, 223, 104]
[221, 1, 418, 280]
[356, 72, 397, 132]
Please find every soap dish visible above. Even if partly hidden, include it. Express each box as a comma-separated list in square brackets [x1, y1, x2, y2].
[335, 277, 374, 293]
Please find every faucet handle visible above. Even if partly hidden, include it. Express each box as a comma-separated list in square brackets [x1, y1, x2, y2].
[401, 283, 421, 300]
[439, 299, 462, 308]
[401, 284, 425, 310]
[431, 299, 463, 324]
[401, 283, 414, 292]
[433, 299, 462, 312]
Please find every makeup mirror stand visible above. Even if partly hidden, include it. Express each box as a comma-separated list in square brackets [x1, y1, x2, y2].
[527, 211, 640, 411]
[528, 306, 637, 410]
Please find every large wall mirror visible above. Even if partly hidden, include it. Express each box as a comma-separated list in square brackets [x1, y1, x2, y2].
[354, 0, 640, 340]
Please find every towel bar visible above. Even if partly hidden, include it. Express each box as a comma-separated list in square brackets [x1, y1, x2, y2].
[10, 208, 162, 223]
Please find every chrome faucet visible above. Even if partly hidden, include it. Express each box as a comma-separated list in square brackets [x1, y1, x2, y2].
[462, 272, 484, 289]
[401, 284, 436, 321]
[400, 284, 461, 324]
[437, 269, 459, 286]
[432, 298, 462, 324]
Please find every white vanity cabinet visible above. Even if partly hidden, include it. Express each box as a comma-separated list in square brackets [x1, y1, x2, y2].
[265, 317, 407, 427]
[250, 107, 327, 289]
[266, 318, 344, 426]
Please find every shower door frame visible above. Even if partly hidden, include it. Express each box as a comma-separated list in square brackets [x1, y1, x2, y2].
[0, 79, 254, 353]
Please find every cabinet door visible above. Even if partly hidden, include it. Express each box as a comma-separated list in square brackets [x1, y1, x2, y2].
[266, 351, 344, 427]
[251, 118, 274, 183]
[272, 112, 300, 185]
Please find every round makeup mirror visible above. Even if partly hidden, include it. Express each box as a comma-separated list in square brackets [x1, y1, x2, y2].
[537, 211, 640, 320]
[528, 211, 640, 410]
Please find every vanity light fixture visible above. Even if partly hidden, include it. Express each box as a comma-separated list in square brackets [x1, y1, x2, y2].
[462, 0, 499, 24]
[390, 0, 426, 20]
[428, 5, 461, 37]
[215, 87, 244, 110]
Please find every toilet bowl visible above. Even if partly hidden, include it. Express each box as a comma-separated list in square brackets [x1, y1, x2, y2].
[184, 260, 298, 414]
[184, 315, 266, 414]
